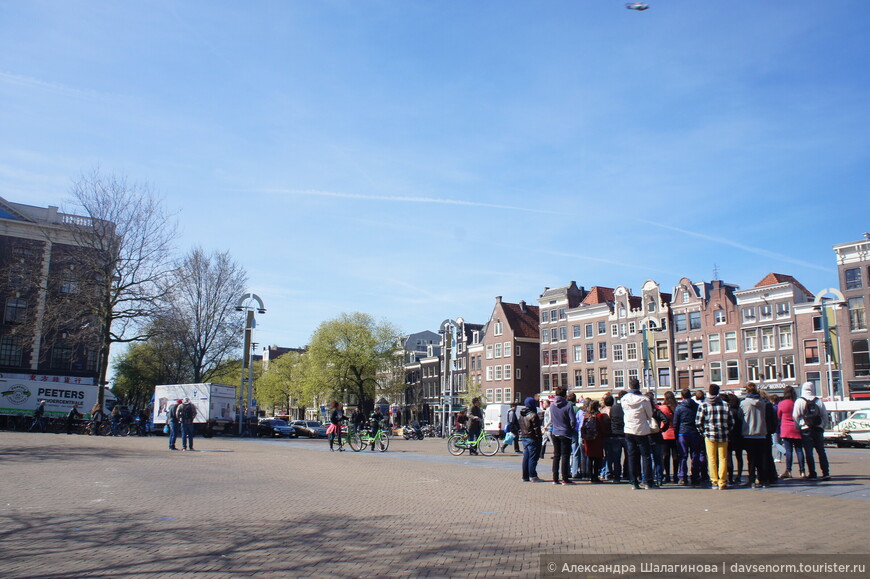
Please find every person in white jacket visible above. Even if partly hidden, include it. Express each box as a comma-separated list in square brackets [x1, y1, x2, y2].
[622, 378, 655, 489]
[792, 382, 830, 481]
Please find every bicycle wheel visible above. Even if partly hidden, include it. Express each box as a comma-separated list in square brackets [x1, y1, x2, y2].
[477, 434, 499, 456]
[117, 424, 130, 437]
[347, 431, 364, 452]
[447, 434, 466, 456]
[376, 433, 390, 452]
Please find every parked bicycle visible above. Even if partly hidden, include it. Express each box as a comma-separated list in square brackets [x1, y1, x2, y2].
[347, 427, 390, 452]
[447, 429, 499, 456]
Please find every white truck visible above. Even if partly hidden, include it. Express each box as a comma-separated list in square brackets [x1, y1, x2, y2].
[152, 383, 236, 437]
[484, 403, 512, 435]
[0, 377, 116, 420]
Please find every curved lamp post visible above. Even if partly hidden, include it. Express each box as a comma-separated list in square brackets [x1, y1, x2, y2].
[236, 293, 266, 436]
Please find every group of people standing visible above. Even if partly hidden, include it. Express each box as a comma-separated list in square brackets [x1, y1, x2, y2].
[165, 398, 198, 451]
[515, 379, 832, 489]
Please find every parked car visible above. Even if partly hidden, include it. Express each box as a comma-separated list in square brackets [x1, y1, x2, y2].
[291, 420, 328, 438]
[257, 418, 297, 438]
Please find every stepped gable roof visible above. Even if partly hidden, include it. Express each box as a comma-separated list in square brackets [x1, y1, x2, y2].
[501, 300, 540, 339]
[755, 273, 814, 299]
[581, 286, 614, 305]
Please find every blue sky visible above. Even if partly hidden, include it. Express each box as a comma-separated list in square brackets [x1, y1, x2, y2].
[2, 1, 869, 354]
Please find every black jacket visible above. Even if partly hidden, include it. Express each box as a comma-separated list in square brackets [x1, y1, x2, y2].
[519, 406, 542, 440]
[609, 403, 625, 436]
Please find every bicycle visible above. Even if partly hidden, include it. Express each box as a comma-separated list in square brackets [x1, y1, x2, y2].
[447, 430, 499, 456]
[347, 427, 390, 452]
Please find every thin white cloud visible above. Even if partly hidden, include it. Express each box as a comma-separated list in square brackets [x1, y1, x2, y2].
[0, 71, 106, 100]
[635, 219, 833, 273]
[258, 188, 561, 215]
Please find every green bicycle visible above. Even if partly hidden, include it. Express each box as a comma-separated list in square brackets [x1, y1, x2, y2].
[447, 430, 499, 456]
[347, 427, 390, 452]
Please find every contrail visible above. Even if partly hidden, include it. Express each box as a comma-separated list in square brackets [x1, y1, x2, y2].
[260, 188, 561, 215]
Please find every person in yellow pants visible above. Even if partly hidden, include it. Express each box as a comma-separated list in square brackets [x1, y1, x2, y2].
[695, 384, 733, 490]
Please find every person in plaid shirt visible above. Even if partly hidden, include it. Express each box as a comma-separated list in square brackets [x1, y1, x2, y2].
[695, 384, 733, 490]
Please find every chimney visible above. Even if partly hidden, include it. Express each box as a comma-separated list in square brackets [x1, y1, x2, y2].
[495, 296, 502, 303]
[519, 300, 526, 312]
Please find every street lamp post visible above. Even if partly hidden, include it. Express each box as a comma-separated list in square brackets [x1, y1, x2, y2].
[236, 293, 266, 436]
[640, 316, 661, 397]
[440, 318, 459, 438]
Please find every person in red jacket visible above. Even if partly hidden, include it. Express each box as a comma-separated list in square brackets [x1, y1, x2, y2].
[582, 400, 609, 483]
[777, 385, 806, 479]
[658, 391, 678, 484]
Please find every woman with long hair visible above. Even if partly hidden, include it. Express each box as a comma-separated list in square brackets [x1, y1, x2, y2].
[658, 391, 678, 484]
[777, 385, 806, 478]
[582, 400, 608, 483]
[328, 400, 346, 451]
[726, 393, 745, 486]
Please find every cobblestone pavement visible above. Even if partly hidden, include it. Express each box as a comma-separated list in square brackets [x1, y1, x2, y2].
[1, 431, 869, 578]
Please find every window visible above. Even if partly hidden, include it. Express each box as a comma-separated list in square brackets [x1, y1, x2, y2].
[486, 345, 493, 359]
[778, 326, 793, 349]
[614, 370, 625, 389]
[848, 297, 867, 331]
[598, 342, 607, 360]
[648, 300, 656, 313]
[853, 339, 870, 377]
[541, 312, 548, 324]
[761, 327, 775, 351]
[742, 307, 756, 323]
[559, 326, 567, 341]
[620, 323, 627, 337]
[599, 367, 608, 386]
[574, 370, 583, 388]
[656, 340, 669, 361]
[504, 387, 512, 402]
[486, 366, 493, 381]
[561, 372, 568, 388]
[674, 314, 687, 332]
[504, 364, 512, 380]
[598, 321, 606, 335]
[504, 342, 511, 357]
[613, 344, 624, 361]
[714, 310, 726, 325]
[781, 356, 795, 379]
[764, 357, 777, 380]
[676, 342, 689, 361]
[0, 336, 24, 366]
[587, 368, 595, 387]
[628, 368, 638, 383]
[845, 267, 863, 290]
[760, 304, 773, 320]
[804, 339, 819, 364]
[726, 360, 739, 382]
[59, 280, 78, 295]
[658, 368, 670, 389]
[812, 316, 823, 332]
[628, 322, 636, 335]
[586, 344, 594, 363]
[708, 334, 721, 355]
[691, 341, 703, 360]
[495, 365, 503, 380]
[516, 346, 521, 356]
[677, 370, 690, 388]
[4, 298, 27, 324]
[746, 359, 760, 381]
[494, 322, 503, 336]
[725, 332, 737, 352]
[573, 345, 583, 362]
[516, 368, 521, 380]
[551, 349, 558, 366]
[744, 329, 758, 352]
[585, 324, 593, 339]
[543, 350, 550, 365]
[618, 306, 626, 319]
[542, 329, 549, 343]
[627, 342, 638, 361]
[51, 342, 73, 370]
[543, 375, 550, 390]
[551, 328, 558, 342]
[689, 311, 701, 330]
[550, 310, 558, 322]
[559, 308, 566, 320]
[573, 325, 581, 339]
[611, 324, 618, 337]
[560, 349, 568, 365]
[805, 374, 821, 396]
[681, 291, 689, 304]
[494, 343, 502, 358]
[776, 302, 790, 318]
[710, 361, 722, 384]
[495, 388, 503, 403]
[486, 388, 494, 400]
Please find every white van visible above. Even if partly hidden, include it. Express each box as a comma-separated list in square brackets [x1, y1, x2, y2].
[483, 403, 512, 435]
[825, 408, 870, 448]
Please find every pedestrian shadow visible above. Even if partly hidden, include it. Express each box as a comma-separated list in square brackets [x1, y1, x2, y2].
[0, 509, 510, 578]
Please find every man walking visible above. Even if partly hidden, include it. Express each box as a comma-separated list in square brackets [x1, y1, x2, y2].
[29, 399, 47, 433]
[519, 397, 542, 482]
[696, 384, 733, 490]
[793, 382, 830, 481]
[167, 398, 182, 450]
[622, 379, 654, 490]
[549, 387, 577, 485]
[177, 397, 198, 451]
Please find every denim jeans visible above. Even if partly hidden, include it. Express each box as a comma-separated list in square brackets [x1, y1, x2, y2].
[625, 434, 652, 485]
[570, 433, 584, 477]
[678, 434, 704, 482]
[801, 428, 829, 477]
[606, 436, 627, 481]
[521, 438, 541, 480]
[782, 437, 805, 473]
[551, 435, 573, 483]
[168, 421, 180, 449]
[649, 435, 664, 483]
[181, 422, 195, 449]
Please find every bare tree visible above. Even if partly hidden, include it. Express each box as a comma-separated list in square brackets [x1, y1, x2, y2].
[60, 168, 178, 402]
[156, 247, 247, 383]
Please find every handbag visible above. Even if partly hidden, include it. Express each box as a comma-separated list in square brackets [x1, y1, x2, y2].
[163, 424, 169, 434]
[503, 431, 516, 445]
[326, 423, 337, 435]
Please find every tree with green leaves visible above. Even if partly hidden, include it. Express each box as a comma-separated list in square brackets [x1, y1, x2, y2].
[305, 312, 400, 414]
[112, 339, 189, 409]
[256, 350, 309, 417]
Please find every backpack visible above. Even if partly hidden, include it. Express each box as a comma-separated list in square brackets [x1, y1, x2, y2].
[803, 397, 822, 429]
[179, 403, 197, 421]
[580, 413, 599, 441]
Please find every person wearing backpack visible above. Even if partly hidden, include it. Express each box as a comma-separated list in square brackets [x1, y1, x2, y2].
[793, 382, 830, 481]
[582, 400, 608, 483]
[176, 397, 198, 451]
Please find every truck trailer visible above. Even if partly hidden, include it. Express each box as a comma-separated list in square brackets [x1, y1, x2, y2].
[152, 383, 236, 437]
[0, 377, 117, 429]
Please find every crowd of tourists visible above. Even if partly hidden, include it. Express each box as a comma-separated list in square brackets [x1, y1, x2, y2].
[511, 379, 831, 488]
